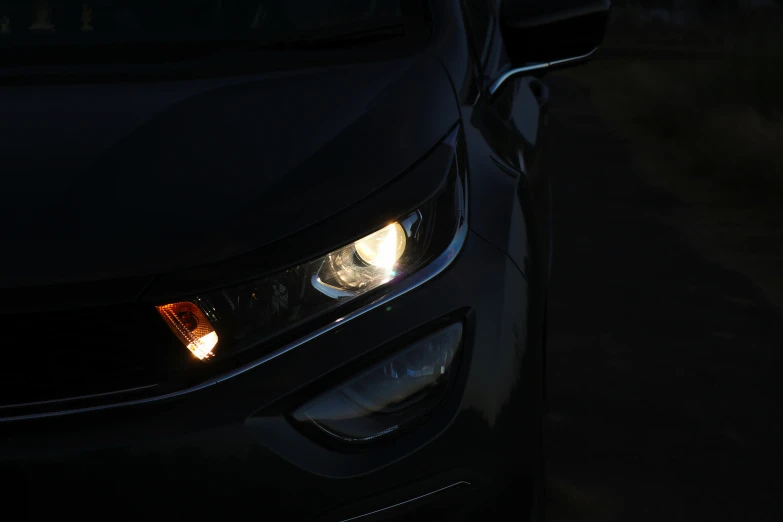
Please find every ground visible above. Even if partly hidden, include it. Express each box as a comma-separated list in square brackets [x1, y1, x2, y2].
[542, 76, 783, 522]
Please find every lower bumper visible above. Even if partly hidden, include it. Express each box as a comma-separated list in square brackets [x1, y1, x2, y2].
[0, 230, 541, 521]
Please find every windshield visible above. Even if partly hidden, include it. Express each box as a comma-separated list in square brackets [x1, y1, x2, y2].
[0, 1, 409, 49]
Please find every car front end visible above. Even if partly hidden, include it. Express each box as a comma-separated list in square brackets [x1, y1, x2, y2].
[0, 2, 545, 520]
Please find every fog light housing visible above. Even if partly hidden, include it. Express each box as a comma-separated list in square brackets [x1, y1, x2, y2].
[291, 323, 463, 443]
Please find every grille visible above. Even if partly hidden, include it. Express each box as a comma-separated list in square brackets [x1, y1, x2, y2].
[0, 303, 188, 408]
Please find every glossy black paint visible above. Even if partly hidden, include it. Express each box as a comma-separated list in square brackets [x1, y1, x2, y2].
[0, 55, 457, 286]
[0, 1, 606, 520]
[501, 0, 612, 65]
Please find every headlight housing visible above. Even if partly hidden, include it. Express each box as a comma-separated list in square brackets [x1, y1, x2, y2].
[156, 153, 465, 364]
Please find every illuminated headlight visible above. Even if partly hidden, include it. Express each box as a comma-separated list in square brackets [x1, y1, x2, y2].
[308, 221, 408, 299]
[156, 159, 465, 362]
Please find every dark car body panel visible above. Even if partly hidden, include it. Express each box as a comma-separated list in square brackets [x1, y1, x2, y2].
[1, 54, 458, 287]
[440, 0, 550, 286]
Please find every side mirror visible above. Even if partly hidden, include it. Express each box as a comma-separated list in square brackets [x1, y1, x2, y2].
[491, 0, 611, 96]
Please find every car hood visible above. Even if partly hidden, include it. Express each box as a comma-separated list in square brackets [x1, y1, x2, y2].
[0, 55, 459, 288]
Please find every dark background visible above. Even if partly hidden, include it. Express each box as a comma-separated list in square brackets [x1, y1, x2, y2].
[542, 2, 783, 520]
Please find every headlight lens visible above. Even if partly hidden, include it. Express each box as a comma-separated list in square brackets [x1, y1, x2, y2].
[156, 165, 463, 363]
[353, 222, 406, 268]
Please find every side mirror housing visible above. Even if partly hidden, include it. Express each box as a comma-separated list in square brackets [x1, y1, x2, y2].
[500, 0, 611, 68]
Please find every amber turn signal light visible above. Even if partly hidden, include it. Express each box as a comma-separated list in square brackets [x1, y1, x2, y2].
[156, 301, 218, 360]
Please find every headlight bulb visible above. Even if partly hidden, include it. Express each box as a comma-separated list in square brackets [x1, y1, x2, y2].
[354, 222, 406, 269]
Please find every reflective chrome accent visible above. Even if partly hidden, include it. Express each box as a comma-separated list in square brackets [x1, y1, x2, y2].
[549, 47, 599, 68]
[488, 47, 599, 97]
[399, 209, 423, 237]
[0, 144, 468, 423]
[339, 481, 472, 522]
[0, 381, 216, 423]
[308, 418, 400, 443]
[0, 384, 158, 411]
[311, 274, 357, 299]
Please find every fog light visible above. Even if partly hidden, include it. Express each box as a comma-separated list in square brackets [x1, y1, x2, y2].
[292, 323, 463, 443]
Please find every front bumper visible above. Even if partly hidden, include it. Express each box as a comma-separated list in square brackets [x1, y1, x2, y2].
[0, 230, 539, 521]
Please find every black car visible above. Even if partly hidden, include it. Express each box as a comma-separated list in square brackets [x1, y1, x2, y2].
[0, 1, 609, 520]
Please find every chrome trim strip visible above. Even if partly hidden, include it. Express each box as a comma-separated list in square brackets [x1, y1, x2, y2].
[0, 381, 217, 423]
[1, 153, 468, 423]
[0, 384, 159, 410]
[488, 47, 599, 97]
[549, 47, 599, 68]
[307, 417, 400, 443]
[338, 481, 472, 522]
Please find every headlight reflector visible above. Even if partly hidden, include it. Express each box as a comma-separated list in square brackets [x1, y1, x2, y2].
[354, 222, 406, 268]
[312, 222, 406, 298]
